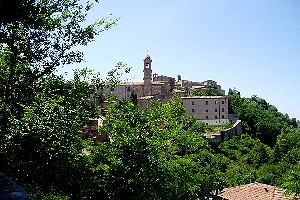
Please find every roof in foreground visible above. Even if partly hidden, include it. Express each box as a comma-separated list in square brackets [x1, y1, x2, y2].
[218, 182, 295, 200]
[181, 96, 227, 99]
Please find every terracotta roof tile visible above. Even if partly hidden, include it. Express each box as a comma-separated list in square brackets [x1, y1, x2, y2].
[218, 183, 295, 200]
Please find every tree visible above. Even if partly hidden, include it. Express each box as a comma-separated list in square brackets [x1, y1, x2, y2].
[218, 135, 274, 187]
[218, 135, 272, 168]
[0, 0, 117, 136]
[274, 128, 300, 163]
[189, 86, 223, 96]
[0, 70, 96, 195]
[256, 162, 291, 186]
[92, 98, 224, 199]
[282, 165, 300, 193]
[227, 89, 295, 145]
[0, 64, 130, 199]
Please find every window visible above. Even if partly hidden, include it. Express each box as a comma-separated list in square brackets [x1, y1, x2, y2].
[110, 87, 114, 92]
[192, 101, 194, 105]
[215, 101, 218, 104]
[215, 108, 218, 112]
[206, 116, 208, 119]
[222, 100, 225, 104]
[127, 87, 131, 92]
[192, 109, 195, 113]
[206, 109, 208, 112]
[205, 101, 208, 105]
[222, 108, 225, 112]
[222, 115, 224, 119]
[215, 115, 218, 119]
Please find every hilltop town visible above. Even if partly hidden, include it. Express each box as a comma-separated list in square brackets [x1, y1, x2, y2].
[96, 55, 233, 126]
[1, 1, 300, 199]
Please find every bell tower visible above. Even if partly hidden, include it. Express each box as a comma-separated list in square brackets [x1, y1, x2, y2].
[143, 55, 152, 96]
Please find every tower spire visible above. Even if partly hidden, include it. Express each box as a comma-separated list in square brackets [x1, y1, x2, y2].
[143, 54, 152, 96]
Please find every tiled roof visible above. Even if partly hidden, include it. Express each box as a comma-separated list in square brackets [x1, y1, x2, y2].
[218, 183, 295, 200]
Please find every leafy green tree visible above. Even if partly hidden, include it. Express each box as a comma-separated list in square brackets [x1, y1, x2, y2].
[227, 88, 295, 145]
[223, 161, 256, 186]
[282, 165, 300, 193]
[218, 135, 275, 187]
[218, 135, 273, 168]
[256, 162, 291, 186]
[93, 98, 224, 199]
[1, 71, 97, 195]
[0, 64, 130, 199]
[0, 0, 117, 136]
[274, 128, 300, 163]
[189, 86, 223, 96]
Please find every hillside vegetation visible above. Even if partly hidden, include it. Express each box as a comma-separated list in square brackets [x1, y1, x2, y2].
[0, 1, 299, 199]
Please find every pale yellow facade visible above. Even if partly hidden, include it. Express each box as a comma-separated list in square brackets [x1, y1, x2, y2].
[181, 96, 229, 125]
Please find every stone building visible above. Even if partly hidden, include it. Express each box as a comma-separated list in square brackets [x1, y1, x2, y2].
[105, 55, 174, 103]
[181, 96, 229, 125]
[97, 55, 229, 125]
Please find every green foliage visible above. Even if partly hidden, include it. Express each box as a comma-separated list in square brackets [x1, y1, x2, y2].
[1, 0, 300, 197]
[208, 122, 235, 134]
[219, 135, 273, 167]
[218, 135, 275, 187]
[224, 161, 256, 186]
[0, 73, 97, 196]
[274, 128, 300, 163]
[189, 86, 223, 96]
[0, 0, 117, 137]
[31, 188, 71, 200]
[227, 89, 296, 145]
[256, 162, 291, 186]
[94, 98, 223, 199]
[282, 165, 300, 193]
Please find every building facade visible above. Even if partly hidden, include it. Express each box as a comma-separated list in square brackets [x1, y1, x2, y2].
[103, 55, 173, 103]
[97, 55, 229, 125]
[181, 96, 229, 125]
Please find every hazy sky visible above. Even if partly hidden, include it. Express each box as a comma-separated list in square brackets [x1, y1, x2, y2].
[65, 0, 300, 119]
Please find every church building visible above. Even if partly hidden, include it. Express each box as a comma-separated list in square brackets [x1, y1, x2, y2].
[98, 54, 229, 125]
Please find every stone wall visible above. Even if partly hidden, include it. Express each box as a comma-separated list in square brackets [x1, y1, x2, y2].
[204, 120, 242, 144]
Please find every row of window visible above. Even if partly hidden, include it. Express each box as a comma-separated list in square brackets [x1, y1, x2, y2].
[191, 108, 225, 112]
[191, 100, 225, 105]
